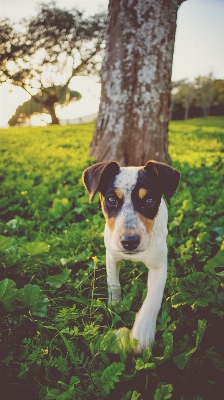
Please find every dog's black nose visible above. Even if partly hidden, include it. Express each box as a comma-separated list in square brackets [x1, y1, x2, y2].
[121, 235, 140, 251]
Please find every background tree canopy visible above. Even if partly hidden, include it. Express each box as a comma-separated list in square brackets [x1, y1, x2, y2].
[171, 76, 224, 120]
[0, 1, 106, 124]
[8, 88, 81, 126]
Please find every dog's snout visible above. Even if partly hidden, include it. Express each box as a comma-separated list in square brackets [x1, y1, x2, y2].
[121, 235, 140, 251]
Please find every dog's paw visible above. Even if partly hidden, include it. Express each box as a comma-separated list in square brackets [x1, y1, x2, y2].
[130, 313, 156, 354]
[130, 328, 154, 354]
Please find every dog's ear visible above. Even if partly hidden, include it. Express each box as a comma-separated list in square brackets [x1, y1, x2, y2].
[82, 161, 120, 202]
[144, 160, 180, 205]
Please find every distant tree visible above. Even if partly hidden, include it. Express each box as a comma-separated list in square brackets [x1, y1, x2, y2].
[178, 80, 195, 120]
[195, 73, 214, 118]
[169, 80, 184, 120]
[90, 0, 187, 166]
[0, 2, 106, 124]
[169, 91, 180, 121]
[213, 79, 224, 114]
[170, 77, 224, 120]
[8, 88, 81, 126]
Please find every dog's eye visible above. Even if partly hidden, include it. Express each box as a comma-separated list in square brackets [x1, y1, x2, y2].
[107, 196, 117, 206]
[144, 197, 155, 207]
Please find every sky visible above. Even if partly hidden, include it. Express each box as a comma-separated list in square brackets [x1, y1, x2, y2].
[0, 0, 224, 127]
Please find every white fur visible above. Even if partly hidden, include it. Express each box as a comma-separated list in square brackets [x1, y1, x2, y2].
[107, 167, 152, 253]
[104, 166, 168, 353]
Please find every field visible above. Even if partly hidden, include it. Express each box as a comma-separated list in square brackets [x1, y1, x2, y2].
[0, 117, 224, 400]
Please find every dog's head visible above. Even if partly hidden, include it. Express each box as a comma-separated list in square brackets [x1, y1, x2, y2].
[83, 160, 180, 254]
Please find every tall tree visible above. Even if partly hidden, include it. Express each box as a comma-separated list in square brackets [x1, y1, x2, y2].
[0, 2, 106, 124]
[90, 0, 186, 166]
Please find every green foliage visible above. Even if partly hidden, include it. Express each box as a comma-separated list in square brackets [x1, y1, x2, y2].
[100, 362, 125, 396]
[0, 278, 17, 309]
[173, 319, 207, 370]
[0, 279, 49, 316]
[0, 118, 224, 399]
[46, 268, 71, 288]
[154, 382, 173, 400]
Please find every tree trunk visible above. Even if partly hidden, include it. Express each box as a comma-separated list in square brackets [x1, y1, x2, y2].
[90, 0, 184, 166]
[184, 102, 189, 120]
[46, 102, 59, 125]
[202, 106, 208, 119]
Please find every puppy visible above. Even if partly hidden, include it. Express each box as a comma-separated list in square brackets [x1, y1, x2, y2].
[82, 160, 180, 353]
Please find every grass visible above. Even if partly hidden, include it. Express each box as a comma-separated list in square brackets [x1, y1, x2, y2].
[0, 117, 224, 400]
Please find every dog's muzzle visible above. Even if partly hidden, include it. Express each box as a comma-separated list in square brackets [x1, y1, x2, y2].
[120, 235, 140, 252]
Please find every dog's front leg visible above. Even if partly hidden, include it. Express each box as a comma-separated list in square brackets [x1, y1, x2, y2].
[106, 250, 122, 304]
[130, 264, 167, 354]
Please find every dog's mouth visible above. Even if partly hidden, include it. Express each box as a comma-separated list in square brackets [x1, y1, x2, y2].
[120, 249, 142, 255]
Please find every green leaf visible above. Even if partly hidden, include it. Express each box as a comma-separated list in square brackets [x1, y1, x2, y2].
[204, 250, 224, 275]
[0, 235, 12, 251]
[173, 349, 194, 370]
[171, 272, 216, 310]
[131, 391, 142, 400]
[196, 319, 207, 348]
[49, 197, 70, 218]
[169, 213, 184, 230]
[99, 328, 132, 362]
[135, 359, 155, 370]
[70, 376, 80, 386]
[46, 268, 71, 288]
[173, 319, 207, 370]
[154, 331, 173, 365]
[16, 284, 49, 316]
[154, 382, 173, 400]
[101, 362, 125, 395]
[20, 241, 50, 256]
[101, 327, 132, 361]
[0, 279, 18, 311]
[157, 311, 171, 331]
[206, 349, 224, 372]
[211, 292, 224, 317]
[163, 331, 173, 347]
[213, 227, 224, 237]
[59, 332, 79, 367]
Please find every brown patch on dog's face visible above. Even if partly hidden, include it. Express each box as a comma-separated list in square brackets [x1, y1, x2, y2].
[138, 188, 148, 199]
[137, 213, 155, 234]
[114, 189, 123, 199]
[100, 195, 116, 233]
[106, 216, 116, 233]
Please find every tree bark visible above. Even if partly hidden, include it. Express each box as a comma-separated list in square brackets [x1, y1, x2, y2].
[45, 101, 59, 125]
[48, 106, 59, 124]
[90, 0, 184, 166]
[184, 102, 189, 120]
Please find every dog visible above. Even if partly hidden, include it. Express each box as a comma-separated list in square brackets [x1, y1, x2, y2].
[82, 160, 180, 353]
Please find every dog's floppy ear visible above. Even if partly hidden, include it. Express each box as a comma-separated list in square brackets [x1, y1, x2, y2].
[82, 161, 120, 202]
[144, 160, 180, 205]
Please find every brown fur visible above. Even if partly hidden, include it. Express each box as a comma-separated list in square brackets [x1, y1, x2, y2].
[106, 216, 116, 233]
[138, 188, 148, 199]
[137, 213, 155, 234]
[100, 195, 116, 233]
[114, 188, 123, 199]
